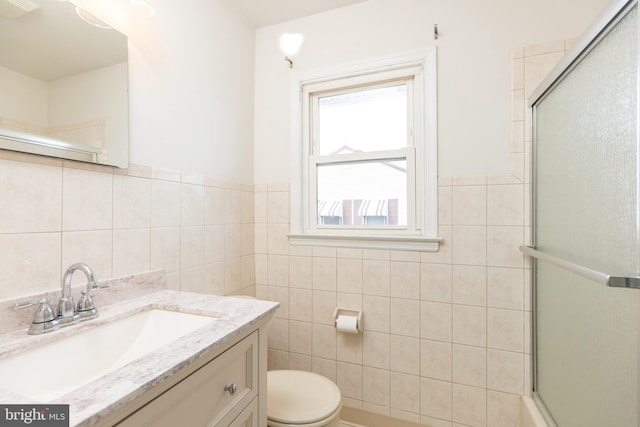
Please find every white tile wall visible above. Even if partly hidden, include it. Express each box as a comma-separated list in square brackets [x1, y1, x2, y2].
[0, 153, 255, 300]
[256, 40, 573, 427]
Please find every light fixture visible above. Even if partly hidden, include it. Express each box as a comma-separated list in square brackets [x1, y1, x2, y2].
[279, 33, 304, 68]
[69, 0, 154, 29]
[75, 6, 111, 29]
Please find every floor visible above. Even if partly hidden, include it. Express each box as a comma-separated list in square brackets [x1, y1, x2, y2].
[340, 422, 365, 427]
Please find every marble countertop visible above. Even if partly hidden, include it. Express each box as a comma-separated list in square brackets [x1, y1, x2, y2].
[0, 289, 279, 426]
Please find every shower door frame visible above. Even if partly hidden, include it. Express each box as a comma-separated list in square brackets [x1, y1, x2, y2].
[527, 0, 640, 425]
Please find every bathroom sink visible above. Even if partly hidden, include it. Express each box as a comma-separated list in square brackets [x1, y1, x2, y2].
[0, 308, 216, 401]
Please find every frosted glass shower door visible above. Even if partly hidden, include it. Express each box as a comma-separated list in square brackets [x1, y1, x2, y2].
[531, 2, 640, 426]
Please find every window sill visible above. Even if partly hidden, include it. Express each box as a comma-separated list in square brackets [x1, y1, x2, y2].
[287, 233, 442, 252]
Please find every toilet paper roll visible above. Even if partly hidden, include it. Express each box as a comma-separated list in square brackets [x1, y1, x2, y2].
[336, 314, 359, 334]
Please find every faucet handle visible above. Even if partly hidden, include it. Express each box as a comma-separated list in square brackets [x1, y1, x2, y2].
[76, 290, 95, 312]
[15, 298, 55, 323]
[77, 280, 108, 309]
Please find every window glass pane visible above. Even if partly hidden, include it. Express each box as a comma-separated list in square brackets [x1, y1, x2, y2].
[316, 160, 407, 226]
[317, 84, 408, 155]
[365, 216, 387, 225]
[321, 216, 342, 225]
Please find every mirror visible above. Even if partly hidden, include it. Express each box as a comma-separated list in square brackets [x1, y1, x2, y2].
[0, 0, 128, 167]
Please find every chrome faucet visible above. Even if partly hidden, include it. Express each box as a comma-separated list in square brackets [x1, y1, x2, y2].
[58, 263, 101, 319]
[16, 263, 107, 335]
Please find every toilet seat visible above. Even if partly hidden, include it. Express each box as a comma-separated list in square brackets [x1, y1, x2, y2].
[267, 370, 342, 427]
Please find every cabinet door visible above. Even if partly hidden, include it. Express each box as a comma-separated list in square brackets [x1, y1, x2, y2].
[116, 331, 258, 427]
[225, 398, 258, 427]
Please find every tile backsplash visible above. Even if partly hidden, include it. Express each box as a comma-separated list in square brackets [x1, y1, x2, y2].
[0, 152, 255, 301]
[256, 175, 529, 427]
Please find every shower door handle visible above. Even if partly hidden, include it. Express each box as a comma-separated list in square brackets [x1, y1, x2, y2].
[519, 245, 640, 289]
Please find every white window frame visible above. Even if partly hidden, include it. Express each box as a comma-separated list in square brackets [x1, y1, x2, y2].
[289, 49, 441, 251]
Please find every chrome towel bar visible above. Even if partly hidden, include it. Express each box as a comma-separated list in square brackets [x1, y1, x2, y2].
[519, 245, 640, 289]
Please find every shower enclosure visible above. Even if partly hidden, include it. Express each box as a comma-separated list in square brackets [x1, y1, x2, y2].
[522, 0, 640, 425]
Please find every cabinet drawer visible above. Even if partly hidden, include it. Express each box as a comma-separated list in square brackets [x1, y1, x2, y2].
[116, 331, 258, 427]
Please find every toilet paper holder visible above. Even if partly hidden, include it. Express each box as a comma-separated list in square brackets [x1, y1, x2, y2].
[332, 307, 363, 333]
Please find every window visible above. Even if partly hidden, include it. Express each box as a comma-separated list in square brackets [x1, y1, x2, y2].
[289, 50, 440, 251]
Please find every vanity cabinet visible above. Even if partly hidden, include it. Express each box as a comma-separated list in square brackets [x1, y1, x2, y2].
[111, 330, 262, 427]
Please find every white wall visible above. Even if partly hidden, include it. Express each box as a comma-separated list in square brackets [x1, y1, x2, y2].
[0, 65, 47, 126]
[253, 0, 611, 182]
[72, 0, 256, 182]
[126, 0, 256, 182]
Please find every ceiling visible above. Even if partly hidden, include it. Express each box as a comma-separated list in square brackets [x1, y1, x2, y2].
[0, 0, 367, 82]
[233, 0, 367, 28]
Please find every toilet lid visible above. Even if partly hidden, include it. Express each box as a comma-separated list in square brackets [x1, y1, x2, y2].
[267, 370, 342, 424]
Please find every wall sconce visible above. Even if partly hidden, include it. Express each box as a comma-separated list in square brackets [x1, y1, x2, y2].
[279, 33, 304, 68]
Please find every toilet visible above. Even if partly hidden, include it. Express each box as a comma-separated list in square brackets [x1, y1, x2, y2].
[267, 370, 342, 427]
[230, 296, 343, 426]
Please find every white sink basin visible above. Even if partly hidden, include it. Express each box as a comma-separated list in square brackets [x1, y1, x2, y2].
[0, 308, 216, 401]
